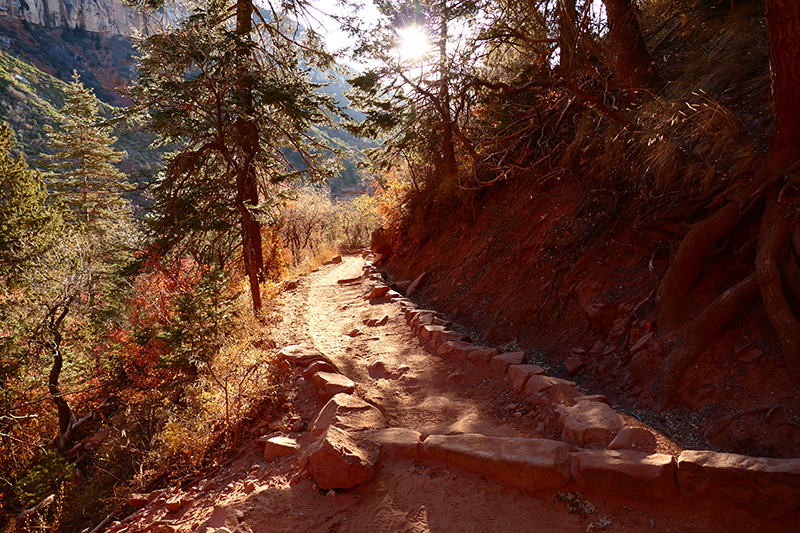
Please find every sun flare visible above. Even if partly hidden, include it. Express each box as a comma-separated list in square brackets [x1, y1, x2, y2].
[399, 26, 429, 61]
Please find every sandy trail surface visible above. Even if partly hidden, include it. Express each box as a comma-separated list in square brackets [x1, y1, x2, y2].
[118, 255, 795, 533]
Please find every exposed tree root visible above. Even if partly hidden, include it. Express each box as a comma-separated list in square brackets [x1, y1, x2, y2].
[655, 273, 759, 411]
[656, 201, 740, 331]
[779, 253, 800, 301]
[755, 190, 800, 384]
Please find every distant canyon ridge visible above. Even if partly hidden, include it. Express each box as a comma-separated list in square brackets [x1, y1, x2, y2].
[0, 0, 183, 36]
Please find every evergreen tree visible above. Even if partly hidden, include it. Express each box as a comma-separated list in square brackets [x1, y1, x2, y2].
[42, 71, 132, 226]
[0, 122, 62, 279]
[129, 0, 341, 312]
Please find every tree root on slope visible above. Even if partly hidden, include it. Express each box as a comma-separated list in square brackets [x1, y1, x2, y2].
[655, 182, 800, 408]
[755, 189, 800, 384]
[655, 200, 740, 332]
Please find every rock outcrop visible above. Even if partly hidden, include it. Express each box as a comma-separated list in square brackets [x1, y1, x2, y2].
[0, 0, 183, 36]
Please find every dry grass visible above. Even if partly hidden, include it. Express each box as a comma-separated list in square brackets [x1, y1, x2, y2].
[650, 1, 769, 97]
[474, 0, 770, 224]
[284, 242, 341, 280]
[635, 91, 753, 195]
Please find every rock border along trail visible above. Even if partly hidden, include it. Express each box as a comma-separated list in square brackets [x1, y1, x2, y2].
[113, 254, 800, 533]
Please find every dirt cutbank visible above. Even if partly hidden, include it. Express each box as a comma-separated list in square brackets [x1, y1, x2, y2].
[382, 177, 800, 459]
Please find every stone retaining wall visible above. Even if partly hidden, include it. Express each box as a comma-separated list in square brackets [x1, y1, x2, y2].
[372, 263, 800, 518]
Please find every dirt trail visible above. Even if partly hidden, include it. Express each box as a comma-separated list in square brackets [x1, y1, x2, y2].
[302, 256, 532, 438]
[117, 255, 793, 533]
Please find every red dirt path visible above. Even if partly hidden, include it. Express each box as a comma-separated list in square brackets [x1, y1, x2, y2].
[115, 255, 797, 533]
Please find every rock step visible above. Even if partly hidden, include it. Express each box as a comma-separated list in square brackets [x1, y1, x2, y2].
[677, 450, 800, 518]
[421, 434, 573, 493]
[415, 433, 800, 515]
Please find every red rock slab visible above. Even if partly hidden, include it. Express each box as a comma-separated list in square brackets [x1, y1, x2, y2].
[436, 340, 475, 361]
[523, 375, 581, 405]
[278, 344, 326, 368]
[418, 324, 447, 344]
[302, 360, 337, 379]
[677, 450, 800, 518]
[367, 359, 400, 379]
[523, 374, 575, 394]
[571, 450, 678, 501]
[505, 364, 546, 393]
[407, 309, 441, 323]
[393, 280, 412, 293]
[310, 393, 386, 437]
[411, 312, 436, 328]
[311, 371, 356, 399]
[363, 315, 389, 327]
[394, 301, 414, 313]
[430, 316, 452, 327]
[406, 272, 427, 296]
[337, 275, 362, 284]
[404, 306, 429, 318]
[607, 427, 657, 453]
[301, 426, 379, 490]
[165, 495, 185, 512]
[556, 400, 623, 449]
[368, 428, 422, 460]
[574, 394, 611, 405]
[264, 436, 301, 461]
[127, 493, 151, 508]
[564, 354, 585, 374]
[367, 285, 391, 299]
[432, 328, 472, 347]
[463, 345, 499, 365]
[490, 351, 526, 376]
[421, 434, 573, 493]
[629, 331, 654, 354]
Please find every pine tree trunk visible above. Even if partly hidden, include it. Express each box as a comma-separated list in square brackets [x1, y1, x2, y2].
[765, 0, 800, 170]
[603, 0, 659, 102]
[558, 0, 578, 73]
[235, 0, 263, 312]
[439, 0, 457, 182]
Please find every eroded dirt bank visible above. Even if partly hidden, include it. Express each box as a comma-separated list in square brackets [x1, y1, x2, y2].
[111, 255, 797, 533]
[382, 178, 800, 459]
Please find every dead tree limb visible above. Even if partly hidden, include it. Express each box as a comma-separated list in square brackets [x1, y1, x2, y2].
[46, 297, 76, 452]
[14, 494, 56, 530]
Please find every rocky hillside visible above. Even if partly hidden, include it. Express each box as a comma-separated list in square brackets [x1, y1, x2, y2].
[0, 13, 371, 194]
[0, 47, 161, 180]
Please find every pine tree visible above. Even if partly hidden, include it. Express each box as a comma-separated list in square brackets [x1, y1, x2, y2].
[43, 71, 132, 226]
[0, 122, 62, 279]
[129, 0, 341, 312]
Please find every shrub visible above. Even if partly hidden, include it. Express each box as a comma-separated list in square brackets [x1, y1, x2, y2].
[338, 194, 380, 249]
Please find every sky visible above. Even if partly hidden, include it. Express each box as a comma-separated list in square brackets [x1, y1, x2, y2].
[305, 0, 382, 67]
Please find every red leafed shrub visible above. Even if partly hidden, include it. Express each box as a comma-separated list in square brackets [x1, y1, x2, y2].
[105, 252, 236, 389]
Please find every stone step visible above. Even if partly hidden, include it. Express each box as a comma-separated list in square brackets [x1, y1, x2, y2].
[420, 433, 573, 493]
